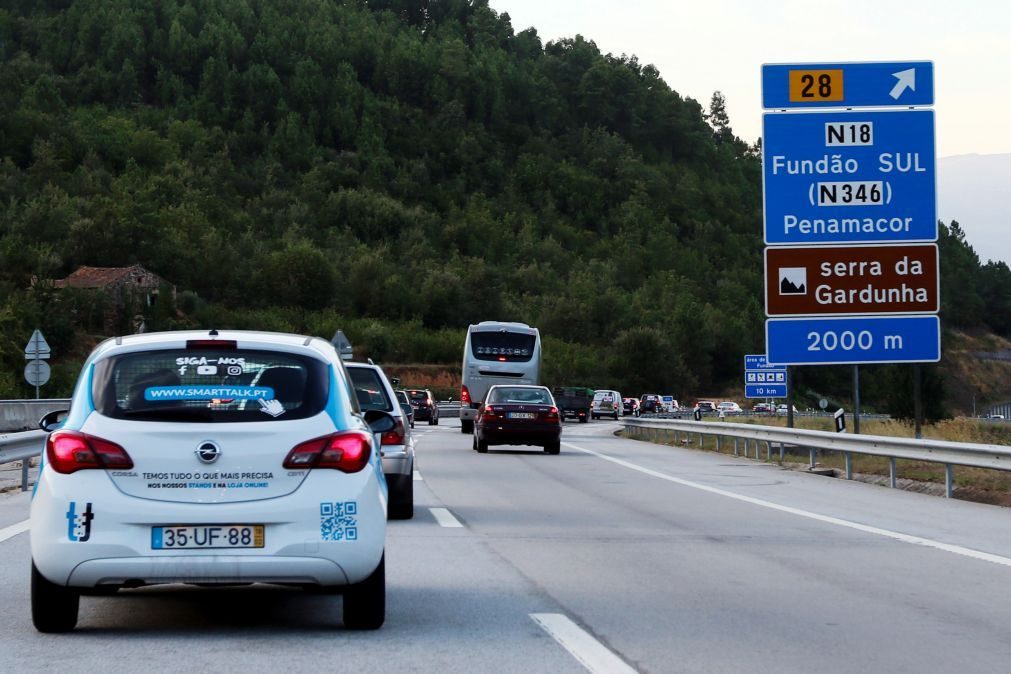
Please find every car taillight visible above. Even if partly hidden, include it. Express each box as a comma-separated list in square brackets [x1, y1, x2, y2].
[46, 431, 133, 474]
[482, 405, 500, 421]
[283, 431, 372, 473]
[380, 419, 406, 446]
[545, 406, 560, 422]
[461, 385, 471, 405]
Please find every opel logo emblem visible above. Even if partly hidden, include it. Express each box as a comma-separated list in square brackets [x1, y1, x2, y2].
[195, 441, 221, 464]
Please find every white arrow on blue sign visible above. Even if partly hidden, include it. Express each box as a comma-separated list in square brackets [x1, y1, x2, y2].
[762, 61, 934, 109]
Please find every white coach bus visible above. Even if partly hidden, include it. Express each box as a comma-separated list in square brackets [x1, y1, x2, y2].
[458, 321, 542, 434]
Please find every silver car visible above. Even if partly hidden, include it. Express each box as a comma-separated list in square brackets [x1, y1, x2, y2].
[346, 362, 415, 520]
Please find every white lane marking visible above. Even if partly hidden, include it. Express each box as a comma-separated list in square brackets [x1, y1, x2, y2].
[563, 440, 1011, 569]
[429, 507, 463, 528]
[413, 470, 423, 481]
[531, 613, 637, 674]
[0, 519, 30, 544]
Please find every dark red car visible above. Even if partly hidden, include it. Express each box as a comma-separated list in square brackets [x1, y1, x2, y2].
[473, 385, 561, 454]
[406, 388, 440, 425]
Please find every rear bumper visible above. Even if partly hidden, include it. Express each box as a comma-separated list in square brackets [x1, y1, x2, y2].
[478, 423, 561, 446]
[412, 407, 436, 420]
[67, 555, 351, 587]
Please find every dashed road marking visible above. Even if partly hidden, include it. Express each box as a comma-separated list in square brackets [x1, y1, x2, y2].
[0, 519, 29, 544]
[429, 507, 463, 528]
[531, 613, 637, 674]
[563, 440, 1011, 569]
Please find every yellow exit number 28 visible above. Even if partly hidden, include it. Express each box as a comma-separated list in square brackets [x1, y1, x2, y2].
[788, 70, 844, 103]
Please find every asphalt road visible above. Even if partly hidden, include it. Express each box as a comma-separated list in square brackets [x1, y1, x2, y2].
[3, 418, 1011, 673]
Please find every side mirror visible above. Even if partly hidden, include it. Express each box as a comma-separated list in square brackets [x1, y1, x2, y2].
[40, 409, 70, 432]
[363, 409, 396, 434]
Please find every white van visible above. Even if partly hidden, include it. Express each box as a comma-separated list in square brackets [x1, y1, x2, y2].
[591, 390, 621, 420]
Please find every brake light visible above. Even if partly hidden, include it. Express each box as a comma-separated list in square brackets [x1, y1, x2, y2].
[283, 431, 372, 473]
[481, 404, 500, 421]
[186, 339, 237, 350]
[461, 385, 471, 405]
[380, 419, 406, 446]
[46, 431, 133, 474]
[545, 406, 560, 422]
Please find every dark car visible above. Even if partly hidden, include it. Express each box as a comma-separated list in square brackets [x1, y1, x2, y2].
[406, 389, 440, 425]
[396, 390, 415, 428]
[622, 397, 639, 416]
[639, 394, 662, 414]
[473, 385, 561, 454]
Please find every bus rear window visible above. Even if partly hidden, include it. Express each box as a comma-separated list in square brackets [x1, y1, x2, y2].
[470, 332, 536, 362]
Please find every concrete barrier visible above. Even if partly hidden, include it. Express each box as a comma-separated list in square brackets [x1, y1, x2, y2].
[0, 399, 71, 432]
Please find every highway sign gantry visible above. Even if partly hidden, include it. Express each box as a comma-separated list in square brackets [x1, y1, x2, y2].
[763, 109, 936, 245]
[744, 354, 787, 398]
[762, 61, 934, 109]
[765, 243, 939, 317]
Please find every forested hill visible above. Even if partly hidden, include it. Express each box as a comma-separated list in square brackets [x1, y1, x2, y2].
[0, 0, 1008, 410]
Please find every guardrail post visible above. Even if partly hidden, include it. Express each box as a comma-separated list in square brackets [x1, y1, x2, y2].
[715, 436, 721, 452]
[809, 447, 816, 468]
[734, 438, 739, 456]
[845, 452, 852, 480]
[945, 464, 953, 498]
[698, 432, 703, 448]
[778, 442, 784, 462]
[766, 441, 772, 461]
[21, 459, 29, 492]
[889, 457, 897, 488]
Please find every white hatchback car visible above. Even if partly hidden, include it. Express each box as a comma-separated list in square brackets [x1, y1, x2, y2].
[30, 330, 392, 632]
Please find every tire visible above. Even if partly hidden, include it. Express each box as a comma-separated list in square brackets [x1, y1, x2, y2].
[544, 440, 561, 455]
[433, 415, 439, 425]
[476, 435, 488, 453]
[343, 554, 385, 630]
[428, 416, 435, 426]
[579, 413, 589, 423]
[613, 413, 619, 421]
[31, 562, 79, 633]
[387, 474, 414, 520]
[461, 419, 474, 434]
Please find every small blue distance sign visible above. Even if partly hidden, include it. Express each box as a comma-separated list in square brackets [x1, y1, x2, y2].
[762, 61, 934, 109]
[763, 109, 936, 245]
[746, 384, 787, 398]
[744, 354, 787, 399]
[766, 315, 940, 365]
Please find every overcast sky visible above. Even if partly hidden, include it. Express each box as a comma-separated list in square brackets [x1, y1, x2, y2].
[491, 0, 1011, 158]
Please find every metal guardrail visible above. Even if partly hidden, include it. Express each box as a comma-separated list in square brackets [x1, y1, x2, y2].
[622, 417, 1011, 498]
[0, 430, 47, 492]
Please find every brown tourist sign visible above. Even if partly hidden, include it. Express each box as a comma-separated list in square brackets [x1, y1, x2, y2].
[765, 244, 939, 317]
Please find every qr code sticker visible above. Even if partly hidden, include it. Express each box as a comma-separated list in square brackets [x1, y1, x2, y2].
[320, 501, 358, 541]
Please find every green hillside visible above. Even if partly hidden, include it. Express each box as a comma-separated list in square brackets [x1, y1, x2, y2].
[0, 0, 1008, 415]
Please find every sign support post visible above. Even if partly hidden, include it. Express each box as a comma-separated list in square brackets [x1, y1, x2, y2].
[853, 365, 861, 434]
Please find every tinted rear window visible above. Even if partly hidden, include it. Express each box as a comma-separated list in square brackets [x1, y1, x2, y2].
[92, 349, 328, 423]
[488, 387, 551, 404]
[470, 331, 536, 362]
[347, 368, 394, 412]
[407, 390, 428, 400]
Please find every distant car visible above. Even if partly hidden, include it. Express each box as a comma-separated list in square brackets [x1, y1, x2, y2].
[639, 394, 662, 414]
[591, 390, 621, 420]
[30, 330, 392, 632]
[776, 404, 799, 415]
[474, 385, 562, 454]
[346, 362, 415, 520]
[622, 397, 639, 416]
[694, 400, 717, 414]
[406, 389, 439, 425]
[717, 401, 742, 414]
[987, 414, 1006, 420]
[395, 390, 415, 429]
[752, 402, 775, 414]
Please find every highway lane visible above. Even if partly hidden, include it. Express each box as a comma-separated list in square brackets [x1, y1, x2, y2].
[2, 418, 1011, 672]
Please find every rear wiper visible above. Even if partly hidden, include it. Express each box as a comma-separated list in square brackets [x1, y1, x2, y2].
[119, 406, 216, 421]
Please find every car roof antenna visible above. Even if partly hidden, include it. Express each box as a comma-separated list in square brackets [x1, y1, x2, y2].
[209, 329, 219, 336]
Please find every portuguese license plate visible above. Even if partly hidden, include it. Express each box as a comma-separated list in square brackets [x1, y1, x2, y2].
[509, 412, 535, 419]
[151, 525, 264, 550]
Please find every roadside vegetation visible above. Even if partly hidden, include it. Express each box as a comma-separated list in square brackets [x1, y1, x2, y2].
[1, 1, 1010, 416]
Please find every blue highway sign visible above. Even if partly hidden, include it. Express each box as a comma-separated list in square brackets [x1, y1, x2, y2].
[763, 109, 936, 245]
[762, 61, 934, 109]
[765, 315, 940, 365]
[744, 354, 787, 399]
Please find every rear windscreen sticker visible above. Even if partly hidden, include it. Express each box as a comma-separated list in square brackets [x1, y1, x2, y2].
[144, 386, 275, 402]
[257, 398, 286, 417]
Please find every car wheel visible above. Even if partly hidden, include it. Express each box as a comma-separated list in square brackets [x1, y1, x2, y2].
[544, 440, 561, 455]
[32, 561, 79, 633]
[433, 414, 439, 425]
[387, 474, 414, 520]
[461, 419, 474, 434]
[579, 413, 589, 423]
[343, 554, 385, 630]
[429, 416, 435, 425]
[476, 435, 488, 453]
[613, 413, 619, 421]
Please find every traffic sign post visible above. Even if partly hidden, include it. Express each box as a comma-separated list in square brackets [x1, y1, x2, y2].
[744, 354, 788, 399]
[761, 60, 939, 369]
[24, 329, 52, 398]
